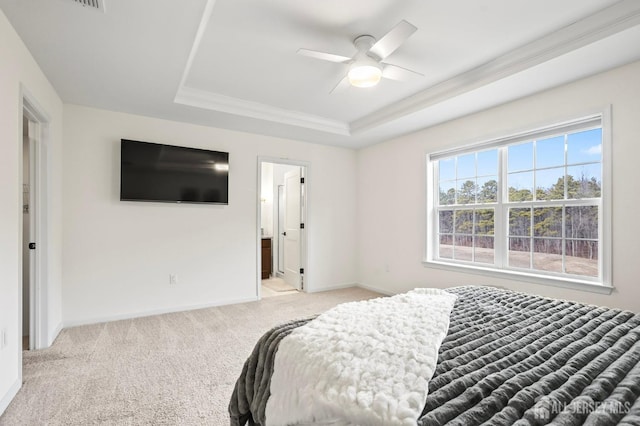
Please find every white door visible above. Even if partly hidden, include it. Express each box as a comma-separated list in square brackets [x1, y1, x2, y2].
[283, 168, 301, 290]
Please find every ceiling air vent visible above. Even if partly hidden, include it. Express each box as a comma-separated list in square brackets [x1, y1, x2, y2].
[64, 0, 105, 12]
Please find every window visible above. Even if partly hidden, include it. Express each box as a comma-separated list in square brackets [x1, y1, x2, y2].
[426, 113, 611, 289]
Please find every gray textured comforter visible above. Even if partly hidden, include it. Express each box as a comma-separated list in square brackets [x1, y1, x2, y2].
[229, 286, 640, 425]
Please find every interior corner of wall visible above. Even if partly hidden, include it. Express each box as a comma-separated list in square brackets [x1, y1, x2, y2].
[48, 321, 63, 347]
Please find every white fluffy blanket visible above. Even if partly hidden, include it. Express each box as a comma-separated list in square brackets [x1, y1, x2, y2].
[264, 288, 457, 426]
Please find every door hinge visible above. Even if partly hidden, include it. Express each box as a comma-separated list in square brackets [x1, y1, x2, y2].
[28, 242, 36, 250]
[300, 223, 305, 229]
[300, 177, 305, 184]
[299, 268, 304, 274]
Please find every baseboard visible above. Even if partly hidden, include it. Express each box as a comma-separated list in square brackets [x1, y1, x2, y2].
[63, 295, 259, 328]
[0, 378, 21, 417]
[306, 282, 358, 293]
[356, 283, 396, 296]
[306, 283, 398, 296]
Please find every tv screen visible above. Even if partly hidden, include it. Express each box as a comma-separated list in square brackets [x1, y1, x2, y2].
[120, 139, 229, 204]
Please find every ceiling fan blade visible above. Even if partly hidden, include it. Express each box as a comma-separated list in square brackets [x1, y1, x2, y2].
[330, 75, 350, 94]
[369, 20, 417, 60]
[382, 63, 423, 81]
[297, 48, 352, 63]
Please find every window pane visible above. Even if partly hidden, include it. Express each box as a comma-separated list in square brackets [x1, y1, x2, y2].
[536, 136, 565, 169]
[474, 209, 494, 235]
[456, 180, 477, 204]
[509, 208, 531, 236]
[429, 120, 605, 285]
[475, 236, 494, 264]
[454, 235, 473, 261]
[566, 164, 601, 199]
[565, 240, 598, 277]
[477, 176, 498, 203]
[508, 142, 533, 172]
[454, 210, 474, 234]
[457, 154, 475, 179]
[477, 149, 498, 176]
[439, 180, 455, 205]
[439, 234, 453, 259]
[439, 210, 454, 233]
[439, 158, 455, 181]
[508, 172, 533, 201]
[567, 128, 602, 165]
[533, 238, 563, 273]
[533, 207, 562, 237]
[565, 206, 598, 239]
[509, 237, 531, 268]
[535, 167, 564, 200]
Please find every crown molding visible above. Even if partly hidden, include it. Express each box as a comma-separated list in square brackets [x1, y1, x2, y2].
[176, 0, 218, 93]
[175, 0, 640, 139]
[175, 86, 350, 135]
[174, 0, 349, 136]
[350, 0, 640, 134]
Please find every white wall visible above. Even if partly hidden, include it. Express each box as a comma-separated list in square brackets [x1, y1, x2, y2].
[357, 60, 640, 312]
[62, 105, 359, 325]
[0, 8, 63, 414]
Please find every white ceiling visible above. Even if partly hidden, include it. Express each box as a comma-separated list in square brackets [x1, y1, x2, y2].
[2, 0, 640, 148]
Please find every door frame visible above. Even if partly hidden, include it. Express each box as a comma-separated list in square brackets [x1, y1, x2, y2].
[256, 157, 309, 300]
[20, 87, 51, 353]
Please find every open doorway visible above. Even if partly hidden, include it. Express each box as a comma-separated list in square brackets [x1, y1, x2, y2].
[257, 159, 308, 299]
[21, 92, 50, 352]
[22, 117, 31, 350]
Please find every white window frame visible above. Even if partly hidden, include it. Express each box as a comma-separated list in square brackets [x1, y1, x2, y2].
[424, 108, 612, 294]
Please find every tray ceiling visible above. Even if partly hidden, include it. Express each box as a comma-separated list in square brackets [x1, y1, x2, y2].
[2, 0, 640, 147]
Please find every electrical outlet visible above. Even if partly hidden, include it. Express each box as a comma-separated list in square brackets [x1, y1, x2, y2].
[0, 328, 7, 349]
[169, 274, 178, 286]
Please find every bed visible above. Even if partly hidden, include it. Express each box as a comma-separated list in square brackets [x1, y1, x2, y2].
[229, 286, 640, 425]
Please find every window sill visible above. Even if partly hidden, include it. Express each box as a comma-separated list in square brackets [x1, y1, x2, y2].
[423, 260, 613, 295]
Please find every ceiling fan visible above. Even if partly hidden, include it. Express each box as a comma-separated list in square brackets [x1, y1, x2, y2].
[297, 20, 423, 93]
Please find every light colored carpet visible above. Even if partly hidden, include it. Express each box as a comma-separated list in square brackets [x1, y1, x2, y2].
[262, 277, 296, 293]
[261, 284, 296, 299]
[0, 287, 381, 425]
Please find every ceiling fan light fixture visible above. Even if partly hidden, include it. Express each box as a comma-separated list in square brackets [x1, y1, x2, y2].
[348, 63, 382, 88]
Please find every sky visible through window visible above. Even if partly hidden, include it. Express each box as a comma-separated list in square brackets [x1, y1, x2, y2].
[439, 128, 602, 199]
[509, 128, 602, 190]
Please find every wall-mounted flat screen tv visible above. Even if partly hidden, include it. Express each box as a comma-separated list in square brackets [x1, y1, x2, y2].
[120, 139, 229, 204]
